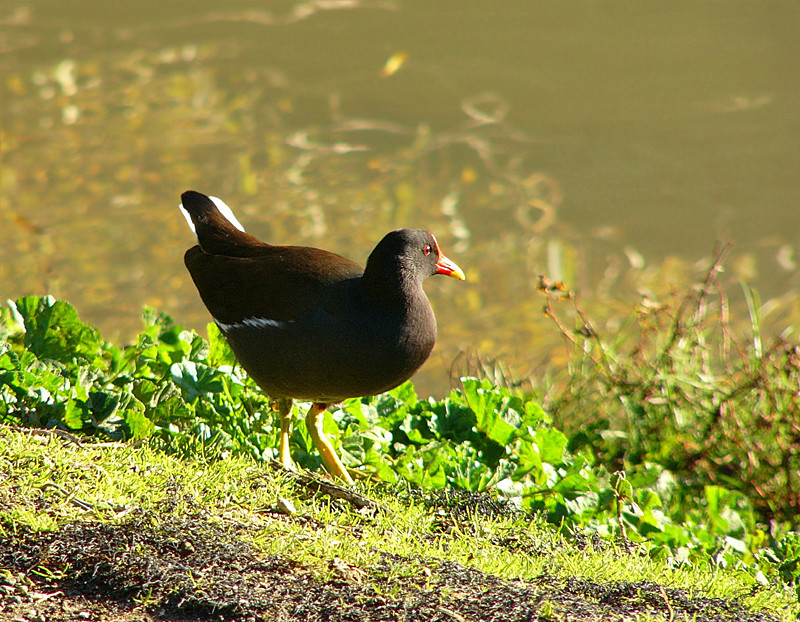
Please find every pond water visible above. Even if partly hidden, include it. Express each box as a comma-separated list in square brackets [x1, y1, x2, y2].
[2, 1, 798, 397]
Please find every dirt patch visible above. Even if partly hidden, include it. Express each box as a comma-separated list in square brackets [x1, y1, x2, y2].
[0, 514, 778, 622]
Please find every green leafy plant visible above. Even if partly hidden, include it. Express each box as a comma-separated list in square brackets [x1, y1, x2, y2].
[539, 249, 800, 526]
[1, 294, 799, 595]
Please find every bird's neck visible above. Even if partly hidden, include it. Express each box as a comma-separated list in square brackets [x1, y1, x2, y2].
[361, 262, 421, 307]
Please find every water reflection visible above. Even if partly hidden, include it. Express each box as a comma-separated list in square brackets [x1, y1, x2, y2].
[1, 0, 798, 397]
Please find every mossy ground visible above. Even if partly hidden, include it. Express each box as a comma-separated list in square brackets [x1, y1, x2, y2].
[1, 427, 793, 622]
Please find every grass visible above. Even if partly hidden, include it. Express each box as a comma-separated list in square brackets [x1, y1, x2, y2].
[540, 247, 799, 525]
[0, 426, 796, 621]
[1, 255, 799, 619]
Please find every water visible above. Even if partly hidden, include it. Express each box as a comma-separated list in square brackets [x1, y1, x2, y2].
[2, 0, 798, 396]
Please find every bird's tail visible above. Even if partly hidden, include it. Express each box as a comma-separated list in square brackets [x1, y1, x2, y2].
[179, 190, 267, 256]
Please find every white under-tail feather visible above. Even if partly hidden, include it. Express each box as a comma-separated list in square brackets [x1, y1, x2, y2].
[179, 195, 246, 238]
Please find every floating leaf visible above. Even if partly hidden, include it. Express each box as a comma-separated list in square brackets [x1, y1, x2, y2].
[380, 51, 408, 77]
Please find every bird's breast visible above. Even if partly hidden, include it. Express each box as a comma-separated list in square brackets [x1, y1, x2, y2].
[218, 300, 436, 402]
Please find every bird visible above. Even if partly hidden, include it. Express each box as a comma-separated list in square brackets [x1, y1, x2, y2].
[179, 190, 465, 485]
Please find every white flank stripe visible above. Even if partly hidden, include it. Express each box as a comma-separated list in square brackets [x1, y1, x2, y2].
[215, 316, 293, 332]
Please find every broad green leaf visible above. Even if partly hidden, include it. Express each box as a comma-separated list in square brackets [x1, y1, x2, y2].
[207, 322, 237, 367]
[170, 361, 225, 399]
[124, 404, 156, 439]
[12, 296, 102, 366]
[535, 427, 568, 464]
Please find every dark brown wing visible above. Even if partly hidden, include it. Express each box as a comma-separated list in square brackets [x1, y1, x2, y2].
[184, 244, 364, 324]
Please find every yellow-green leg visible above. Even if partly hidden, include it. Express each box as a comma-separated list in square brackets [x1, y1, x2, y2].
[305, 402, 354, 485]
[276, 398, 294, 471]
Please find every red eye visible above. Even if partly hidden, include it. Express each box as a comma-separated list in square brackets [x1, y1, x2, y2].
[423, 244, 432, 256]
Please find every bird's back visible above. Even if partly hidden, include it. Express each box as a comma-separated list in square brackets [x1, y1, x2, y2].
[180, 190, 438, 402]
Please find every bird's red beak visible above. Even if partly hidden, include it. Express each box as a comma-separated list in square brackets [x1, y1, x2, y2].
[430, 233, 466, 280]
[436, 255, 465, 280]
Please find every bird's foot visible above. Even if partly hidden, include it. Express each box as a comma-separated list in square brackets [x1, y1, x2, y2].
[276, 398, 295, 471]
[305, 402, 354, 486]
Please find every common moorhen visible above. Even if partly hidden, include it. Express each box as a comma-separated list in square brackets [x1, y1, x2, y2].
[179, 190, 465, 484]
